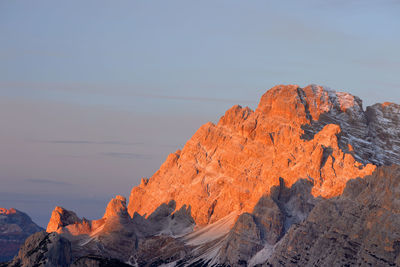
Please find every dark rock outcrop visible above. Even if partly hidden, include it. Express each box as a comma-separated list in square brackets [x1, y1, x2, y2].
[0, 208, 43, 262]
[263, 166, 400, 267]
[71, 255, 132, 267]
[217, 179, 317, 266]
[6, 231, 71, 267]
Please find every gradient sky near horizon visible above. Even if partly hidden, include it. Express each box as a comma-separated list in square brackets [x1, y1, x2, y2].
[1, 0, 400, 227]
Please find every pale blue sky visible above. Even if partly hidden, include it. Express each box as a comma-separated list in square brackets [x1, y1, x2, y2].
[1, 0, 399, 226]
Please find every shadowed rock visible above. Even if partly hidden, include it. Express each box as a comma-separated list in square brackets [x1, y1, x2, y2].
[217, 178, 317, 266]
[6, 231, 72, 267]
[262, 166, 400, 267]
[0, 208, 43, 262]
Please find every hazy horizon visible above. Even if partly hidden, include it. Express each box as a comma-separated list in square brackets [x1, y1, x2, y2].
[1, 0, 400, 227]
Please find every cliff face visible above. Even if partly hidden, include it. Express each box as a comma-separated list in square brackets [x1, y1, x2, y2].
[0, 208, 43, 262]
[7, 84, 400, 267]
[262, 165, 400, 267]
[127, 84, 400, 225]
[5, 231, 72, 267]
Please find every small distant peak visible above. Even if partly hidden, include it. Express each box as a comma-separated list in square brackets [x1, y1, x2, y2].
[140, 177, 149, 187]
[115, 195, 126, 203]
[256, 84, 306, 121]
[334, 91, 361, 112]
[256, 84, 300, 113]
[159, 151, 181, 172]
[167, 199, 176, 210]
[368, 101, 400, 111]
[103, 195, 129, 219]
[0, 207, 17, 215]
[46, 206, 81, 233]
[382, 102, 395, 108]
[320, 84, 336, 92]
[147, 200, 176, 221]
[306, 84, 336, 94]
[53, 206, 65, 212]
[256, 84, 362, 121]
[218, 104, 253, 126]
[257, 84, 300, 106]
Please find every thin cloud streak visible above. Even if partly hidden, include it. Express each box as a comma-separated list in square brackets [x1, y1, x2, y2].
[0, 82, 257, 104]
[25, 178, 72, 186]
[43, 140, 144, 146]
[131, 92, 258, 104]
[370, 81, 400, 89]
[101, 152, 152, 159]
[353, 58, 400, 70]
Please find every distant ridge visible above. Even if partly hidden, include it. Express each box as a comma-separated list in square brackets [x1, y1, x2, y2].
[0, 208, 43, 262]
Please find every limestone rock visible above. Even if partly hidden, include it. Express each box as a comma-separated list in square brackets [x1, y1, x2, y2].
[128, 84, 385, 226]
[366, 102, 400, 165]
[41, 196, 194, 264]
[103, 195, 128, 219]
[216, 178, 317, 266]
[45, 196, 137, 262]
[0, 208, 43, 262]
[218, 213, 263, 266]
[20, 84, 400, 266]
[134, 236, 189, 266]
[46, 207, 81, 233]
[6, 231, 72, 267]
[70, 255, 131, 267]
[262, 166, 400, 267]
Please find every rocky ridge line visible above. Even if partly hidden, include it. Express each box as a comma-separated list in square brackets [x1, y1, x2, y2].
[128, 84, 400, 225]
[5, 84, 400, 267]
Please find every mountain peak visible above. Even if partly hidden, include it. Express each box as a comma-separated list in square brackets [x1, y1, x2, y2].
[0, 207, 43, 262]
[103, 195, 128, 219]
[127, 84, 384, 225]
[0, 208, 17, 215]
[256, 84, 363, 123]
[18, 83, 400, 266]
[46, 206, 81, 233]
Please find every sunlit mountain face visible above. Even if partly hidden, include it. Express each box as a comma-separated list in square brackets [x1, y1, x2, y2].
[4, 85, 400, 267]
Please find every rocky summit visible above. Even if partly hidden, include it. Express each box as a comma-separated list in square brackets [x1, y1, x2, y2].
[0, 208, 43, 262]
[4, 84, 400, 267]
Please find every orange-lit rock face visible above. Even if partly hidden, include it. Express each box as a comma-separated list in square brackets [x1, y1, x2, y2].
[128, 85, 380, 225]
[0, 208, 17, 215]
[46, 196, 129, 237]
[46, 206, 82, 233]
[103, 195, 128, 219]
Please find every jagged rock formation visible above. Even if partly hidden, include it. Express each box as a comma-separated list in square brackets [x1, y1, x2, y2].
[4, 231, 133, 267]
[218, 178, 317, 266]
[5, 231, 72, 267]
[128, 84, 390, 225]
[125, 84, 400, 266]
[5, 84, 400, 266]
[46, 207, 82, 233]
[261, 165, 400, 267]
[30, 196, 194, 265]
[0, 208, 43, 262]
[132, 178, 317, 266]
[70, 255, 132, 267]
[365, 102, 400, 165]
